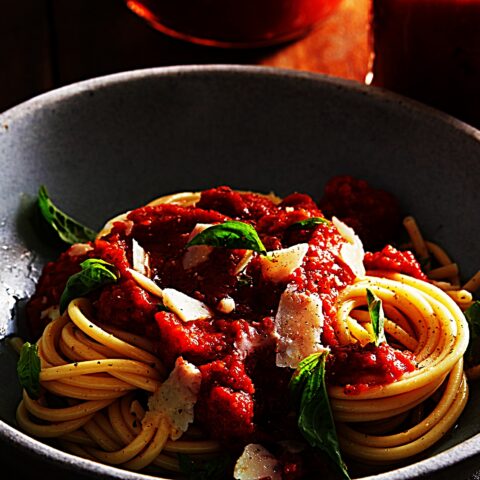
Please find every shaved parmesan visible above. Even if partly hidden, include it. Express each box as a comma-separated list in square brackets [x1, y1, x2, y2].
[332, 217, 365, 278]
[274, 286, 325, 368]
[132, 238, 151, 277]
[332, 216, 356, 243]
[260, 243, 309, 283]
[127, 268, 211, 322]
[233, 250, 254, 276]
[217, 296, 235, 314]
[339, 242, 366, 278]
[162, 288, 212, 322]
[234, 444, 281, 480]
[147, 357, 201, 440]
[234, 323, 262, 360]
[183, 223, 214, 270]
[67, 243, 94, 257]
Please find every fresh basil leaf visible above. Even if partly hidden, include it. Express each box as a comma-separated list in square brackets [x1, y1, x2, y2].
[186, 220, 267, 255]
[465, 301, 480, 363]
[366, 288, 386, 346]
[289, 352, 350, 480]
[178, 453, 233, 480]
[288, 217, 331, 230]
[59, 258, 119, 313]
[38, 185, 97, 245]
[289, 352, 323, 405]
[17, 342, 41, 399]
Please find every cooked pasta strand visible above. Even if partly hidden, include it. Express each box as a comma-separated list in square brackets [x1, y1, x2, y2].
[14, 191, 476, 476]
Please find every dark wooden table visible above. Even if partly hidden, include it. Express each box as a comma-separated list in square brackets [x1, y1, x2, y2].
[1, 0, 370, 114]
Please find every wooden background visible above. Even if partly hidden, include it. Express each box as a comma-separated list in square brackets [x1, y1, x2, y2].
[0, 0, 370, 114]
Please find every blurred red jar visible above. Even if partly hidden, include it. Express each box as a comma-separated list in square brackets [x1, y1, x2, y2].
[370, 0, 480, 127]
[125, 0, 343, 48]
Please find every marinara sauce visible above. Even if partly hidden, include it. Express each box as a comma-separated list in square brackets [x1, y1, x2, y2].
[27, 185, 416, 446]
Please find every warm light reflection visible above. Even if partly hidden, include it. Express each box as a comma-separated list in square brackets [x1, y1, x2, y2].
[123, 0, 343, 48]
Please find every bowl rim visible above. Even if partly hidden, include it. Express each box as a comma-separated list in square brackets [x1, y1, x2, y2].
[0, 64, 479, 480]
[1, 64, 479, 140]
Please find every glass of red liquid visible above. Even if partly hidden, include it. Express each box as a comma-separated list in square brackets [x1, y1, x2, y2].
[370, 0, 480, 128]
[125, 0, 343, 48]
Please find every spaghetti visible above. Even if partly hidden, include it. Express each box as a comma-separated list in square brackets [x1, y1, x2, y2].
[15, 297, 220, 472]
[333, 273, 469, 462]
[13, 183, 479, 478]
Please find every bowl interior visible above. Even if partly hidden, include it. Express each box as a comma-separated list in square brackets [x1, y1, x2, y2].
[0, 66, 479, 479]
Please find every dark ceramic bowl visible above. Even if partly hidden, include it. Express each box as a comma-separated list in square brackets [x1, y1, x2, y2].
[0, 66, 479, 480]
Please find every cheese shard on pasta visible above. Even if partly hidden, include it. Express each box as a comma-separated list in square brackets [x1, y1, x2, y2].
[132, 238, 151, 277]
[233, 250, 254, 275]
[234, 323, 262, 360]
[332, 216, 366, 278]
[217, 296, 236, 314]
[67, 243, 94, 257]
[274, 285, 324, 368]
[147, 357, 201, 440]
[128, 267, 212, 321]
[260, 243, 309, 283]
[233, 444, 281, 480]
[162, 288, 212, 322]
[183, 223, 214, 270]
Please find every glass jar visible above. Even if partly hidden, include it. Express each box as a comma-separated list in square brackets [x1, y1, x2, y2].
[370, 0, 480, 127]
[125, 0, 343, 48]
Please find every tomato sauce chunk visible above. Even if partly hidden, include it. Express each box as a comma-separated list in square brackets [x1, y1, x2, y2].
[319, 175, 401, 250]
[365, 244, 428, 280]
[328, 343, 416, 394]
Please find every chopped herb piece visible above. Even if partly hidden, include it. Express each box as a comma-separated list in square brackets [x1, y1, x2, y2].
[186, 220, 266, 255]
[59, 258, 119, 313]
[366, 288, 386, 346]
[288, 217, 331, 230]
[17, 342, 41, 399]
[38, 185, 97, 244]
[289, 352, 350, 480]
[465, 301, 480, 363]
